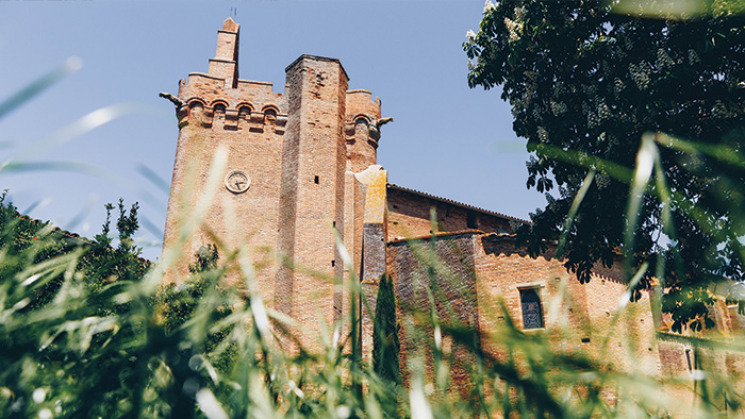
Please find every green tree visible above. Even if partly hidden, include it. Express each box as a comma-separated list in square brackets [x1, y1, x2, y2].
[464, 1, 745, 331]
[80, 199, 150, 295]
[372, 274, 401, 390]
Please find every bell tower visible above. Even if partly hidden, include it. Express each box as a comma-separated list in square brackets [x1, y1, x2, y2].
[162, 18, 287, 293]
[163, 18, 388, 350]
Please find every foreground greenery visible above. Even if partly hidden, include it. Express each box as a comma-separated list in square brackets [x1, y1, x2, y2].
[0, 198, 743, 418]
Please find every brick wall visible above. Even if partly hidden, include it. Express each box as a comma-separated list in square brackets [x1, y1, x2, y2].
[387, 232, 479, 391]
[386, 186, 517, 241]
[275, 55, 349, 349]
[387, 231, 662, 392]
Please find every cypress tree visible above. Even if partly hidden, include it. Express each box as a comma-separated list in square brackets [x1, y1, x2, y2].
[372, 274, 401, 386]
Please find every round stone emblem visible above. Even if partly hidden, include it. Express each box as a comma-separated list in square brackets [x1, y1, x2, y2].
[225, 170, 250, 193]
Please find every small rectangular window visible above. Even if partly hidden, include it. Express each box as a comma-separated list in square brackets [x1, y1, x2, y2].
[520, 288, 544, 329]
[467, 212, 477, 229]
[314, 176, 319, 184]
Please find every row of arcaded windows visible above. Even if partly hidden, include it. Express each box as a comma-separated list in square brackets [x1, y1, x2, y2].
[188, 101, 278, 122]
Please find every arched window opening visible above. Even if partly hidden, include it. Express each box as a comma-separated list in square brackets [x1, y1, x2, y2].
[189, 101, 204, 118]
[238, 106, 251, 120]
[264, 108, 277, 124]
[213, 103, 226, 120]
[520, 288, 544, 329]
[354, 117, 368, 139]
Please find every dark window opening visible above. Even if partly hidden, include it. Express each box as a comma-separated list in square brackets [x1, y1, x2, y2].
[331, 260, 335, 267]
[213, 103, 226, 119]
[467, 212, 477, 229]
[354, 118, 368, 139]
[264, 108, 277, 123]
[314, 176, 319, 184]
[581, 337, 590, 343]
[520, 288, 544, 329]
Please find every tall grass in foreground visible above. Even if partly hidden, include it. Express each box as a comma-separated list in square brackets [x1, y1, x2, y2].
[2, 53, 745, 419]
[2, 138, 745, 417]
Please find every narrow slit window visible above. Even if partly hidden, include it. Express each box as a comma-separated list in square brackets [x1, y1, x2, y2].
[314, 175, 319, 184]
[685, 349, 693, 371]
[520, 288, 544, 329]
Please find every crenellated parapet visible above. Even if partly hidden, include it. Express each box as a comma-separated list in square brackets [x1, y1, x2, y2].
[176, 76, 287, 134]
[171, 17, 288, 135]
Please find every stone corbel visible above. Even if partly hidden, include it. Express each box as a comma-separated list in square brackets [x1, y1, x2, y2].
[224, 109, 239, 130]
[249, 112, 265, 133]
[344, 121, 356, 136]
[274, 115, 287, 134]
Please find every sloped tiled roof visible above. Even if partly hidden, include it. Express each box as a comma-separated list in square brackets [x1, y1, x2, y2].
[387, 183, 531, 225]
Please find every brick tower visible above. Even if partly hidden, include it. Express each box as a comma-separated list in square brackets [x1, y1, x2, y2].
[162, 18, 385, 348]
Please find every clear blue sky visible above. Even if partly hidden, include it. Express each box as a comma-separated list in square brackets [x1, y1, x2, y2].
[0, 1, 545, 259]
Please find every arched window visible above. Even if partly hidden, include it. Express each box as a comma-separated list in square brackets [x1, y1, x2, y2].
[354, 117, 368, 139]
[520, 288, 544, 329]
[238, 106, 251, 120]
[189, 101, 204, 117]
[264, 108, 277, 124]
[213, 103, 226, 120]
[188, 101, 204, 124]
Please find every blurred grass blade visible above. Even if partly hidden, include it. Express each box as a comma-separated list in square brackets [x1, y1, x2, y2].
[624, 133, 657, 264]
[557, 168, 595, 259]
[655, 132, 745, 169]
[196, 388, 229, 419]
[0, 160, 118, 180]
[0, 56, 82, 120]
[12, 103, 146, 162]
[534, 143, 633, 184]
[409, 372, 433, 419]
[138, 214, 164, 240]
[610, 0, 710, 18]
[137, 163, 171, 193]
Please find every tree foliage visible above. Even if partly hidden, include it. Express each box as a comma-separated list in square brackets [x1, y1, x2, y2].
[465, 0, 745, 331]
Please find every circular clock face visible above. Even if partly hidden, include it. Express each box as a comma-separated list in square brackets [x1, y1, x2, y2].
[225, 170, 250, 193]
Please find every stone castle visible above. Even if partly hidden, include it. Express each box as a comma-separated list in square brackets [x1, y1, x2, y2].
[162, 18, 745, 379]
